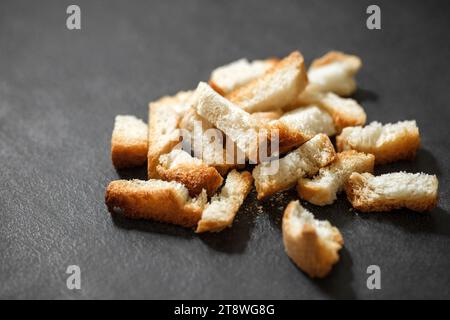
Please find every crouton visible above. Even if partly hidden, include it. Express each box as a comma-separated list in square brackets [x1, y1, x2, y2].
[196, 170, 253, 233]
[282, 200, 343, 278]
[111, 115, 148, 169]
[336, 120, 420, 164]
[345, 172, 438, 212]
[298, 151, 375, 206]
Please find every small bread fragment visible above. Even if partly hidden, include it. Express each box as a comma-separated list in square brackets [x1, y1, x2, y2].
[196, 170, 253, 233]
[277, 105, 336, 137]
[336, 120, 420, 164]
[147, 91, 193, 178]
[345, 172, 438, 212]
[111, 115, 148, 169]
[209, 58, 278, 95]
[293, 91, 366, 132]
[282, 201, 343, 278]
[226, 51, 308, 113]
[194, 82, 308, 161]
[253, 134, 336, 200]
[156, 149, 223, 197]
[307, 51, 362, 96]
[105, 179, 208, 227]
[179, 108, 237, 175]
[298, 151, 375, 206]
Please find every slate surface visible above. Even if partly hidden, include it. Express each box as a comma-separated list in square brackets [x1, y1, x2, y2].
[0, 0, 449, 299]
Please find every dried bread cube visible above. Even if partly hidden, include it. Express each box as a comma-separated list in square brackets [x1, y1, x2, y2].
[282, 201, 343, 278]
[345, 172, 438, 212]
[111, 115, 148, 169]
[105, 179, 207, 227]
[156, 149, 223, 197]
[226, 51, 308, 113]
[196, 170, 253, 233]
[147, 91, 193, 178]
[307, 51, 362, 96]
[298, 150, 375, 206]
[252, 134, 336, 200]
[336, 120, 420, 164]
[209, 58, 278, 95]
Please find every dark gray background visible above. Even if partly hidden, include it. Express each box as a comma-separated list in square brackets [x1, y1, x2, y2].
[1, 0, 449, 299]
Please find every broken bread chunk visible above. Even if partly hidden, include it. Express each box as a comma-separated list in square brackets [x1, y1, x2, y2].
[193, 82, 308, 161]
[345, 172, 438, 212]
[105, 179, 208, 227]
[307, 51, 362, 96]
[253, 134, 336, 200]
[196, 170, 253, 233]
[156, 149, 223, 197]
[277, 105, 336, 137]
[282, 200, 343, 278]
[336, 120, 420, 164]
[179, 108, 237, 175]
[147, 91, 194, 178]
[226, 51, 308, 113]
[298, 150, 375, 206]
[111, 115, 148, 169]
[209, 58, 278, 95]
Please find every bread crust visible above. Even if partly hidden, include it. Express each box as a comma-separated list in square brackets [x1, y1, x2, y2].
[157, 163, 223, 197]
[209, 58, 279, 95]
[196, 170, 253, 233]
[111, 115, 148, 169]
[298, 150, 375, 206]
[282, 201, 343, 278]
[226, 51, 308, 112]
[147, 91, 194, 178]
[105, 180, 207, 227]
[336, 121, 420, 164]
[345, 172, 438, 212]
[253, 134, 336, 200]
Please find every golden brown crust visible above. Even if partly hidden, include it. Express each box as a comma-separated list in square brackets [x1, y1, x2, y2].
[112, 143, 148, 169]
[208, 80, 226, 96]
[344, 173, 438, 212]
[282, 201, 343, 278]
[226, 51, 308, 112]
[196, 170, 253, 233]
[105, 180, 205, 227]
[156, 163, 224, 197]
[297, 150, 375, 206]
[265, 121, 311, 155]
[336, 125, 420, 165]
[250, 110, 283, 122]
[147, 102, 182, 179]
[310, 51, 361, 70]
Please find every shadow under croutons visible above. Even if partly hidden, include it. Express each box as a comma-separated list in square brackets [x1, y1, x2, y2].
[198, 190, 258, 254]
[352, 88, 379, 103]
[115, 164, 148, 180]
[312, 248, 356, 300]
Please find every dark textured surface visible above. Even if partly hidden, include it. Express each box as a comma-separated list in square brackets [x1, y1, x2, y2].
[0, 0, 449, 299]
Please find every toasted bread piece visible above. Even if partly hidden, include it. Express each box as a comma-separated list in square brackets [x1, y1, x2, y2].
[294, 91, 366, 132]
[345, 172, 438, 212]
[105, 179, 208, 227]
[196, 170, 253, 233]
[282, 201, 343, 278]
[111, 115, 148, 169]
[336, 120, 420, 164]
[308, 51, 362, 96]
[209, 58, 278, 95]
[250, 110, 283, 122]
[278, 105, 336, 137]
[194, 82, 308, 161]
[298, 151, 375, 206]
[179, 108, 237, 175]
[147, 91, 193, 178]
[156, 149, 223, 197]
[226, 51, 308, 113]
[253, 134, 336, 200]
